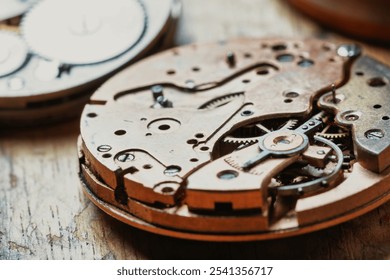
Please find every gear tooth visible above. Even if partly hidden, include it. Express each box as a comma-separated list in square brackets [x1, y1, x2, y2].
[201, 92, 244, 109]
[316, 132, 349, 139]
[280, 119, 299, 130]
[223, 136, 258, 145]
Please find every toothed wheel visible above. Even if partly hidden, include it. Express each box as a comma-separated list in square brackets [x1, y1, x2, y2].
[315, 123, 349, 139]
[223, 118, 299, 145]
[199, 92, 244, 109]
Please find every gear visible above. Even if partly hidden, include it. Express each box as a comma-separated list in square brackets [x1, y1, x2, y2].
[0, 31, 28, 77]
[22, 0, 146, 64]
[199, 92, 244, 109]
[223, 118, 298, 144]
[315, 123, 349, 139]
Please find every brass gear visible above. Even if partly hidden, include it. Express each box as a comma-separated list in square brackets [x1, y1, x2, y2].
[224, 118, 299, 144]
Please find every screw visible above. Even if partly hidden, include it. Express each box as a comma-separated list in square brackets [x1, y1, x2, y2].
[151, 85, 164, 100]
[185, 79, 195, 89]
[164, 165, 181, 176]
[156, 96, 173, 108]
[344, 114, 359, 121]
[97, 145, 112, 152]
[365, 129, 384, 140]
[116, 152, 135, 162]
[226, 51, 236, 67]
[337, 44, 361, 57]
[317, 150, 326, 155]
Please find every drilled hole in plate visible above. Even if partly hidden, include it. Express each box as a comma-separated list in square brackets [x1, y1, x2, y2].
[102, 153, 112, 158]
[283, 91, 299, 98]
[368, 77, 387, 87]
[195, 133, 204, 138]
[272, 44, 287, 51]
[244, 52, 252, 58]
[241, 110, 254, 116]
[166, 69, 176, 75]
[190, 158, 199, 162]
[192, 66, 200, 72]
[284, 99, 293, 103]
[87, 113, 97, 118]
[329, 58, 336, 62]
[242, 79, 251, 83]
[187, 139, 198, 145]
[276, 54, 294, 62]
[161, 187, 174, 193]
[373, 104, 382, 109]
[382, 116, 390, 120]
[140, 117, 147, 121]
[145, 133, 152, 136]
[355, 71, 364, 76]
[143, 164, 152, 169]
[298, 59, 314, 67]
[217, 170, 239, 180]
[158, 124, 171, 131]
[200, 146, 209, 151]
[256, 69, 269, 75]
[115, 130, 126, 135]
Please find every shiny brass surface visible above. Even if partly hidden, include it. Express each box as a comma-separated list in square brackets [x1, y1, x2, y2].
[78, 38, 390, 241]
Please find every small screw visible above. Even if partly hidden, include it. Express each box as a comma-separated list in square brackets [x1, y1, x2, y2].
[116, 152, 135, 162]
[164, 165, 181, 176]
[185, 79, 196, 89]
[156, 96, 173, 108]
[97, 145, 112, 152]
[151, 85, 164, 100]
[317, 150, 326, 155]
[337, 44, 361, 57]
[226, 51, 236, 67]
[344, 114, 359, 121]
[365, 129, 384, 140]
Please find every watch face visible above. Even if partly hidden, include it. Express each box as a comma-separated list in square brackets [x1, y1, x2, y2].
[0, 0, 180, 125]
[78, 38, 390, 241]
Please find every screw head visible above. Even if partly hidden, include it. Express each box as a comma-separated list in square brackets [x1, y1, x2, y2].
[344, 114, 359, 121]
[164, 165, 182, 176]
[97, 145, 112, 152]
[365, 129, 384, 140]
[185, 79, 195, 89]
[116, 152, 135, 162]
[337, 44, 361, 57]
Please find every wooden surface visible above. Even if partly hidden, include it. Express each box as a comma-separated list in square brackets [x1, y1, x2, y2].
[1, 0, 390, 260]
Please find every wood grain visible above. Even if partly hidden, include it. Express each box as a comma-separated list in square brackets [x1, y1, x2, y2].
[1, 0, 390, 259]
